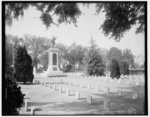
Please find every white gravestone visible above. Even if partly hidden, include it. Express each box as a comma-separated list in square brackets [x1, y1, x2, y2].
[132, 92, 138, 99]
[25, 99, 28, 112]
[76, 92, 80, 100]
[66, 89, 70, 96]
[30, 106, 35, 115]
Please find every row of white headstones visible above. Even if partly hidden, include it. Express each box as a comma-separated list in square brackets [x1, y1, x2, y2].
[24, 74, 143, 115]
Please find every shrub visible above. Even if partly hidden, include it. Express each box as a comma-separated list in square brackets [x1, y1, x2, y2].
[110, 59, 120, 78]
[63, 64, 72, 72]
[3, 71, 25, 115]
[88, 52, 105, 76]
[14, 46, 34, 83]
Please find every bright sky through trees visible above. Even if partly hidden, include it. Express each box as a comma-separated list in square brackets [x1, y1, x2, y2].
[6, 4, 144, 57]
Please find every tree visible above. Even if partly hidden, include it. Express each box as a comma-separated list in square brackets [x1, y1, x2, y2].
[110, 59, 120, 78]
[88, 51, 105, 76]
[4, 35, 25, 115]
[5, 3, 81, 28]
[14, 45, 34, 83]
[5, 2, 145, 41]
[87, 38, 105, 76]
[3, 71, 25, 115]
[24, 35, 52, 70]
[5, 37, 13, 69]
[96, 2, 145, 41]
[122, 49, 134, 67]
[107, 47, 122, 62]
[119, 60, 129, 75]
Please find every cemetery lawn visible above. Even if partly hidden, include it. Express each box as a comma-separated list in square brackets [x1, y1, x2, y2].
[19, 74, 145, 115]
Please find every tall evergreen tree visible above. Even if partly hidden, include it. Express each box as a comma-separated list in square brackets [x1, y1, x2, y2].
[14, 45, 34, 83]
[87, 38, 105, 76]
[88, 51, 105, 76]
[110, 59, 120, 78]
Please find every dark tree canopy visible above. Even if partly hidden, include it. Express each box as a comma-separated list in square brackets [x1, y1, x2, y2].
[4, 70, 24, 115]
[96, 2, 145, 41]
[119, 60, 129, 75]
[110, 59, 120, 79]
[5, 3, 81, 28]
[14, 45, 34, 83]
[88, 51, 105, 76]
[5, 2, 145, 41]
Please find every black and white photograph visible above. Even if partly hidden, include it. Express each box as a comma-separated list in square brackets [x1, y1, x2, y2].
[2, 1, 147, 115]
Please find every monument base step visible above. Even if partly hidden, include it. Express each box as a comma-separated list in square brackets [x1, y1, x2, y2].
[47, 72, 67, 77]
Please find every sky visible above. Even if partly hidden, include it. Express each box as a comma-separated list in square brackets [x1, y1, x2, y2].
[6, 3, 145, 57]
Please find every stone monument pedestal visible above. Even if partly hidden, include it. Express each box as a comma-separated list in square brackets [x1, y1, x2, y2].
[46, 48, 66, 77]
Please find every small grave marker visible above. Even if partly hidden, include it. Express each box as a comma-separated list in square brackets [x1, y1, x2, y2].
[132, 92, 138, 99]
[76, 92, 80, 100]
[25, 99, 28, 112]
[96, 86, 100, 92]
[30, 106, 35, 115]
[135, 82, 140, 87]
[66, 89, 70, 96]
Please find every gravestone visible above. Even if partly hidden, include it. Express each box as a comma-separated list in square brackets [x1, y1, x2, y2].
[33, 66, 36, 75]
[76, 92, 80, 100]
[66, 89, 70, 96]
[30, 106, 35, 115]
[25, 99, 28, 112]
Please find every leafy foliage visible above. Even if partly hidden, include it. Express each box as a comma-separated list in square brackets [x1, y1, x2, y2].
[5, 2, 145, 41]
[24, 35, 52, 69]
[119, 60, 129, 75]
[4, 70, 25, 115]
[67, 43, 86, 67]
[87, 39, 105, 76]
[14, 45, 34, 83]
[88, 51, 105, 76]
[110, 59, 120, 78]
[5, 37, 13, 69]
[62, 64, 73, 72]
[5, 3, 81, 28]
[96, 2, 145, 41]
[122, 49, 134, 67]
[107, 47, 122, 62]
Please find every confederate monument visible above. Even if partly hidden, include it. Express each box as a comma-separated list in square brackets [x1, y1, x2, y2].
[46, 36, 66, 77]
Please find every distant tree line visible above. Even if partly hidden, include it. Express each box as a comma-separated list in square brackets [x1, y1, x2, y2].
[6, 34, 144, 77]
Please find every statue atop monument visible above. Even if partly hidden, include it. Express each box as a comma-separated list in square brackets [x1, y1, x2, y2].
[51, 36, 57, 48]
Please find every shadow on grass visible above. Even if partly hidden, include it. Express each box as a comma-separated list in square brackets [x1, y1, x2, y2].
[27, 102, 56, 107]
[18, 82, 39, 85]
[90, 91, 145, 115]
